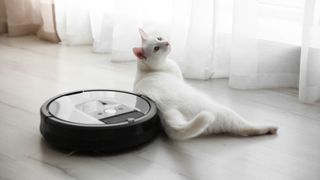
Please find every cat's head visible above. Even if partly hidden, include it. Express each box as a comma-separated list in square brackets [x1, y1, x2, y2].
[133, 29, 171, 66]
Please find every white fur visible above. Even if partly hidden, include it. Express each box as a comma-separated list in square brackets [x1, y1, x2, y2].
[133, 29, 278, 140]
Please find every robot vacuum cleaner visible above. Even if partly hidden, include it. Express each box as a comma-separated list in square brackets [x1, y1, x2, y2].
[40, 89, 160, 151]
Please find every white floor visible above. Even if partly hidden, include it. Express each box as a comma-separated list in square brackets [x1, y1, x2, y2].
[1, 35, 320, 180]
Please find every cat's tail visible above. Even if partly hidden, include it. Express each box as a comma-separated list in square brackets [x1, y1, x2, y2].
[162, 110, 214, 140]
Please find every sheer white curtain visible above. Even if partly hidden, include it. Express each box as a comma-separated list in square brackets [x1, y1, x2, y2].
[54, 0, 320, 103]
[299, 0, 320, 103]
[230, 0, 301, 89]
[54, 0, 215, 79]
[229, 0, 320, 103]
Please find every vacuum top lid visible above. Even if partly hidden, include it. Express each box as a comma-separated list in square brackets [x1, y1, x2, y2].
[47, 90, 151, 126]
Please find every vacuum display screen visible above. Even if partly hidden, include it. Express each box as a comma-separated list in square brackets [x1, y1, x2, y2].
[48, 90, 150, 125]
[75, 100, 135, 119]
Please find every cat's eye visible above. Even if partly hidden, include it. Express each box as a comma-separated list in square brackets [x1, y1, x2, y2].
[157, 37, 163, 41]
[154, 46, 160, 52]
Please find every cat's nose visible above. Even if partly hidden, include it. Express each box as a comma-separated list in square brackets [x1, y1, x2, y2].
[164, 42, 169, 46]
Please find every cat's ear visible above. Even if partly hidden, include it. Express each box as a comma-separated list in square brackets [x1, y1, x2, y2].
[133, 47, 146, 60]
[139, 28, 148, 42]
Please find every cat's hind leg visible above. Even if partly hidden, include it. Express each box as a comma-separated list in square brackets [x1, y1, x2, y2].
[208, 106, 278, 136]
[161, 109, 214, 140]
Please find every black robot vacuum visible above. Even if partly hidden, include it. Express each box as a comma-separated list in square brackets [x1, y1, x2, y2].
[40, 89, 160, 151]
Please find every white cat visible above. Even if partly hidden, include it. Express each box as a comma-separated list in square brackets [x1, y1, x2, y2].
[133, 29, 278, 140]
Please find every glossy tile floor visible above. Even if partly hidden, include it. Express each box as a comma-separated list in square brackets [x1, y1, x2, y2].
[1, 35, 320, 180]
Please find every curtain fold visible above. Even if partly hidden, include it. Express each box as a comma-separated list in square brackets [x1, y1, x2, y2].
[54, 0, 92, 45]
[183, 0, 215, 79]
[299, 0, 320, 103]
[1, 0, 319, 103]
[0, 0, 59, 42]
[0, 0, 7, 34]
[111, 0, 142, 61]
[230, 0, 260, 89]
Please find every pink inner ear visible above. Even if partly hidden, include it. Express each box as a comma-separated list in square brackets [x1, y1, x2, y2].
[133, 47, 146, 60]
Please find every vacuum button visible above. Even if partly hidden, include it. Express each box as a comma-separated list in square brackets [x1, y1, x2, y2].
[104, 109, 116, 114]
[127, 118, 135, 124]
